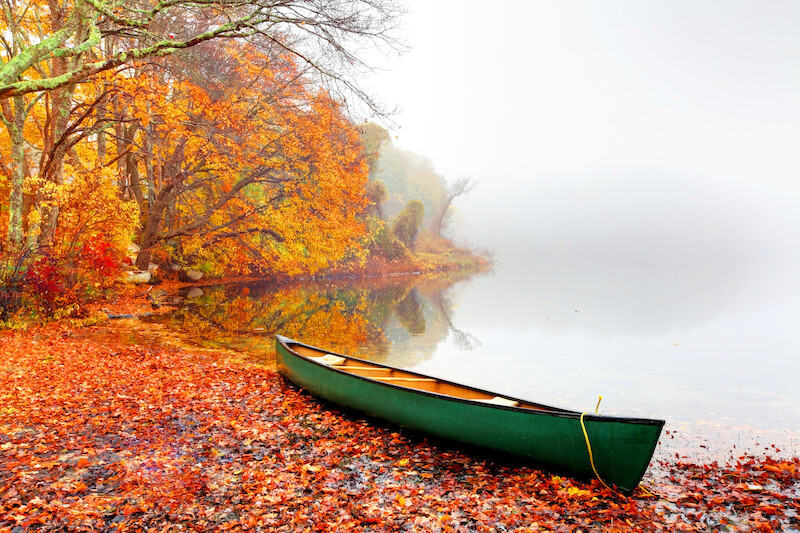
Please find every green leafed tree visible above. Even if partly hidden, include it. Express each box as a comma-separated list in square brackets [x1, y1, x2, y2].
[392, 199, 424, 249]
[359, 122, 391, 180]
[365, 180, 389, 219]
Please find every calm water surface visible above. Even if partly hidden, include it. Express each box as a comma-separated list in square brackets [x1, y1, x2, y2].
[376, 252, 800, 463]
[170, 247, 800, 464]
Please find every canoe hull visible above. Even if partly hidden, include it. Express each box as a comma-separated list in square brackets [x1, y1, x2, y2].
[275, 336, 664, 494]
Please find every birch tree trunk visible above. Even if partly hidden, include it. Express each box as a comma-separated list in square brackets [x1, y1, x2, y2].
[2, 96, 27, 248]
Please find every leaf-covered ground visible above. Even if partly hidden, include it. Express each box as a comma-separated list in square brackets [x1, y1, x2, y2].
[1, 323, 798, 532]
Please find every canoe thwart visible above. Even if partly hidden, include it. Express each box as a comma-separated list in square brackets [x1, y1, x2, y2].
[372, 376, 437, 383]
[332, 365, 392, 371]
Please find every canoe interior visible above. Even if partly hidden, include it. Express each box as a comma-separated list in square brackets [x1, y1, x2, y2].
[290, 343, 575, 415]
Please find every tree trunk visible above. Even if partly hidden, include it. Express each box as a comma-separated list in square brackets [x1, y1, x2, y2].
[4, 96, 26, 248]
[125, 137, 145, 208]
[96, 98, 107, 162]
[144, 107, 155, 206]
[37, 82, 74, 245]
[36, 0, 93, 246]
[135, 182, 176, 270]
[115, 114, 128, 196]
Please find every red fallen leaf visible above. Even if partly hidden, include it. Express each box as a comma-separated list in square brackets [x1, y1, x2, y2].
[759, 503, 781, 515]
[741, 496, 757, 506]
[239, 515, 259, 528]
[702, 496, 722, 509]
[753, 522, 775, 533]
[122, 504, 140, 516]
[735, 483, 763, 492]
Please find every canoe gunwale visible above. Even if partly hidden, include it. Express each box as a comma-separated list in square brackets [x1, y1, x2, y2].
[275, 335, 665, 427]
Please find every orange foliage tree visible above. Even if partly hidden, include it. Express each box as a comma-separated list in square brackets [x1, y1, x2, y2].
[111, 41, 369, 276]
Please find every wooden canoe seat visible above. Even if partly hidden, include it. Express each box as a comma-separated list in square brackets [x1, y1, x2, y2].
[335, 365, 392, 371]
[373, 376, 437, 383]
[475, 396, 520, 407]
[310, 354, 347, 366]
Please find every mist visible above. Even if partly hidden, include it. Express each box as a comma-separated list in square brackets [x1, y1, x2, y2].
[456, 170, 798, 266]
[442, 167, 800, 341]
[365, 0, 800, 272]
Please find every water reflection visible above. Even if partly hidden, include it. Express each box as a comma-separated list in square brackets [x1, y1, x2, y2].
[418, 252, 800, 462]
[428, 286, 481, 351]
[159, 269, 485, 367]
[393, 288, 426, 335]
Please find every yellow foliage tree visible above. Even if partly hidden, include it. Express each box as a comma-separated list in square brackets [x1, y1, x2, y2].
[118, 42, 369, 277]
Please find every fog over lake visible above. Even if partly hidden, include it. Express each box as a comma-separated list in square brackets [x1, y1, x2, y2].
[414, 169, 800, 461]
[456, 170, 795, 259]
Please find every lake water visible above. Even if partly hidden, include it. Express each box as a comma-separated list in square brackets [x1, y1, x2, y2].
[167, 243, 800, 465]
[385, 252, 800, 464]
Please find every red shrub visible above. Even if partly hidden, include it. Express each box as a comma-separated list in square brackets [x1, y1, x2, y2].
[25, 254, 65, 309]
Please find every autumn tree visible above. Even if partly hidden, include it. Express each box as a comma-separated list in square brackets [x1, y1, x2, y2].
[0, 0, 403, 101]
[430, 176, 478, 238]
[1, 0, 403, 250]
[108, 39, 369, 275]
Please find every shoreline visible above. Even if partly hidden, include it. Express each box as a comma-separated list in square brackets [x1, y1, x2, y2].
[85, 253, 494, 323]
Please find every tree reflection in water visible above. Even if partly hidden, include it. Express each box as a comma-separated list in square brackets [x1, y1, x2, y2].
[429, 289, 480, 352]
[154, 269, 487, 367]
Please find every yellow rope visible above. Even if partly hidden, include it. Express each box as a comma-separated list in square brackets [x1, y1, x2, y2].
[580, 395, 657, 499]
[636, 484, 659, 499]
[580, 411, 615, 492]
[580, 394, 629, 496]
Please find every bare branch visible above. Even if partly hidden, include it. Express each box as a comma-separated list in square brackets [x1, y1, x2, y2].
[0, 0, 406, 118]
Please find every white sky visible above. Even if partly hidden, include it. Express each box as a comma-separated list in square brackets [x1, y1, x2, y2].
[364, 0, 800, 253]
[367, 0, 800, 182]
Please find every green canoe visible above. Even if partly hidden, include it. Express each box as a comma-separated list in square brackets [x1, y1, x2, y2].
[275, 335, 664, 494]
